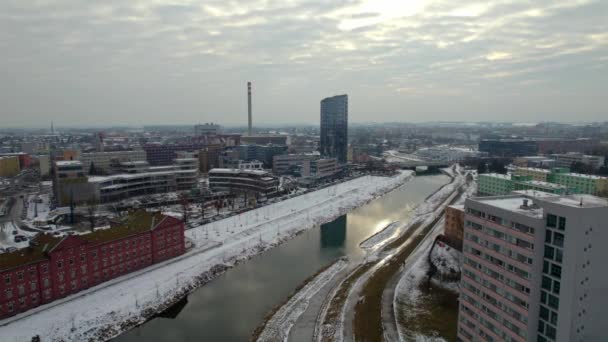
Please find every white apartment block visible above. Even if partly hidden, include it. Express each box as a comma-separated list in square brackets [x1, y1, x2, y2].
[459, 191, 608, 342]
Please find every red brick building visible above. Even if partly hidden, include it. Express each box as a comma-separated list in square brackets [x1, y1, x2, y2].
[0, 211, 185, 319]
[444, 204, 465, 251]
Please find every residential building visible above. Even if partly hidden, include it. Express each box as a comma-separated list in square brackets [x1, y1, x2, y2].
[547, 168, 608, 196]
[0, 156, 20, 178]
[478, 174, 515, 196]
[311, 158, 340, 178]
[0, 211, 185, 319]
[0, 152, 32, 170]
[53, 161, 96, 205]
[37, 155, 50, 177]
[458, 193, 608, 342]
[551, 152, 605, 171]
[320, 94, 348, 163]
[208, 168, 279, 196]
[198, 145, 223, 174]
[478, 174, 570, 196]
[513, 167, 551, 182]
[444, 204, 464, 251]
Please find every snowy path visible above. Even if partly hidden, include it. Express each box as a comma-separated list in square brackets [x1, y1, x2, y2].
[0, 171, 413, 342]
[256, 259, 348, 342]
[392, 175, 476, 341]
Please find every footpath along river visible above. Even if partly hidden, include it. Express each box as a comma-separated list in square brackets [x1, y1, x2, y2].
[114, 174, 450, 342]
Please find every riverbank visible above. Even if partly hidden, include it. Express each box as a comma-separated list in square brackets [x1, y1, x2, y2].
[0, 171, 414, 342]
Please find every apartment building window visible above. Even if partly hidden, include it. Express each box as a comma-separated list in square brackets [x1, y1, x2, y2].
[553, 233, 564, 248]
[558, 217, 566, 230]
[547, 214, 557, 228]
[552, 281, 560, 295]
[5, 274, 11, 285]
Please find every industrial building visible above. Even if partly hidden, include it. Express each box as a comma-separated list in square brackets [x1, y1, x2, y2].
[0, 211, 185, 319]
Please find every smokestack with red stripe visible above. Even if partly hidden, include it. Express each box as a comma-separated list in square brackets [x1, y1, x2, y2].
[247, 81, 252, 136]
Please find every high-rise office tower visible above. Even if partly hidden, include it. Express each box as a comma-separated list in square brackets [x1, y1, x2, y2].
[458, 191, 608, 342]
[320, 94, 348, 163]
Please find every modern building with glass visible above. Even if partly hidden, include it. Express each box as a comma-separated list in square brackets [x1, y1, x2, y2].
[320, 94, 348, 163]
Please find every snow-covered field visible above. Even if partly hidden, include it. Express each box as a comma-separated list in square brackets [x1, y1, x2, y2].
[0, 222, 37, 250]
[0, 171, 413, 342]
[256, 259, 348, 342]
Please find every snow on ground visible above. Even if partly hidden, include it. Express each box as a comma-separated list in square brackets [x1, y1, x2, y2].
[25, 193, 51, 221]
[256, 259, 348, 342]
[393, 170, 473, 342]
[0, 222, 37, 251]
[359, 221, 400, 249]
[0, 171, 413, 342]
[429, 243, 462, 291]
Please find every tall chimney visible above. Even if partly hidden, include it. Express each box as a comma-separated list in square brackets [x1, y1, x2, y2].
[247, 81, 252, 136]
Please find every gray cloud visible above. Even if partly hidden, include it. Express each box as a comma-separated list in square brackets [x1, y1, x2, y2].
[0, 0, 606, 127]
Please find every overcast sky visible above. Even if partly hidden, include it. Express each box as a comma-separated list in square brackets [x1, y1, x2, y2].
[1, 0, 607, 127]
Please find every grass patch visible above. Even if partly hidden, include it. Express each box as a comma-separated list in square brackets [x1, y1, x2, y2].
[396, 282, 458, 340]
[319, 262, 375, 342]
[353, 218, 439, 342]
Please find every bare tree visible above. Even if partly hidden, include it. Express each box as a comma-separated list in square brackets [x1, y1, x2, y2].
[86, 200, 99, 231]
[179, 193, 189, 224]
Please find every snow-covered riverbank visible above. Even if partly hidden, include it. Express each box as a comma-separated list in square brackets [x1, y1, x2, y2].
[255, 259, 348, 342]
[0, 171, 414, 342]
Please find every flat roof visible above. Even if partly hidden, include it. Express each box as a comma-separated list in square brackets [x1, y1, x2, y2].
[471, 195, 544, 219]
[209, 168, 269, 176]
[541, 194, 608, 208]
[512, 190, 560, 198]
[480, 173, 511, 179]
[56, 160, 82, 166]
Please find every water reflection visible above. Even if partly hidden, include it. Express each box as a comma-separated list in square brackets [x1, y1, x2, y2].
[320, 215, 347, 248]
[114, 175, 450, 342]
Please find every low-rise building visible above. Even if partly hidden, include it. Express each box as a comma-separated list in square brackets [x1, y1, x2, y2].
[478, 173, 571, 196]
[53, 161, 96, 205]
[444, 204, 464, 250]
[0, 156, 20, 178]
[551, 152, 605, 170]
[513, 167, 551, 182]
[208, 168, 279, 196]
[548, 167, 608, 196]
[0, 211, 185, 319]
[80, 150, 147, 175]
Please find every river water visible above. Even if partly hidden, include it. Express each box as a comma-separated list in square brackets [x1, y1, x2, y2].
[114, 174, 450, 342]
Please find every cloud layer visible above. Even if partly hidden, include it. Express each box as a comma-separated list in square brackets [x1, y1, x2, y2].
[1, 0, 606, 126]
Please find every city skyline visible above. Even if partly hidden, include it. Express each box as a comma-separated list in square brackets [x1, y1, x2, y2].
[1, 0, 607, 127]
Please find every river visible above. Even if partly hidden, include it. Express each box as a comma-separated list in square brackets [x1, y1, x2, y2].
[114, 174, 450, 342]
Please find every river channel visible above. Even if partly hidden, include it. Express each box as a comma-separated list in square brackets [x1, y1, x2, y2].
[114, 174, 450, 342]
